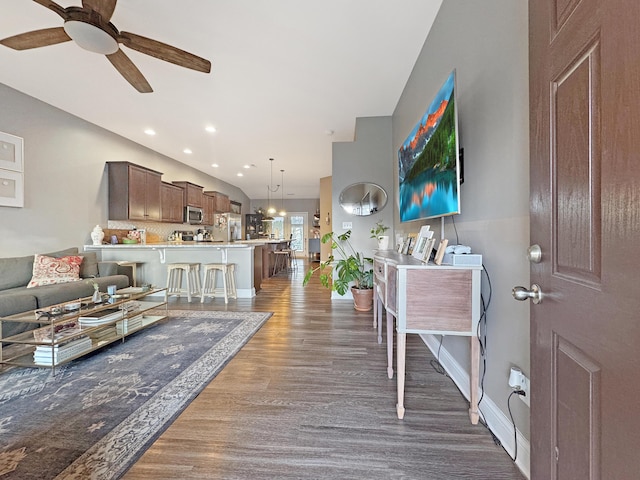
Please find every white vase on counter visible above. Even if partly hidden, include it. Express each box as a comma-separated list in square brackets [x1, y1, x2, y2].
[91, 225, 105, 246]
[377, 235, 390, 250]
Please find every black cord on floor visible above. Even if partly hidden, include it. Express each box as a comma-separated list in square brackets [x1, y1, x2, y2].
[429, 335, 447, 376]
[507, 390, 525, 462]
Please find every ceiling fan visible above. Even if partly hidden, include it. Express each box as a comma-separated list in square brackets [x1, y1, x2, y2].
[0, 0, 211, 93]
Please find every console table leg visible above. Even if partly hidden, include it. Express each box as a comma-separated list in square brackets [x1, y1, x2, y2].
[396, 331, 406, 419]
[377, 299, 383, 344]
[386, 312, 394, 379]
[469, 335, 480, 425]
[373, 289, 378, 329]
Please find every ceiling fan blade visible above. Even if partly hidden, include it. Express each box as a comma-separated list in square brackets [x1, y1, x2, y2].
[0, 27, 70, 50]
[119, 31, 211, 73]
[82, 0, 117, 22]
[106, 49, 153, 93]
[32, 0, 68, 19]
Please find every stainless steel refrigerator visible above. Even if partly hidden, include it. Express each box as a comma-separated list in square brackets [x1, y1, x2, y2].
[210, 213, 242, 242]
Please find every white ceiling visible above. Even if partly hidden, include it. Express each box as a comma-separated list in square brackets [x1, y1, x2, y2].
[0, 0, 442, 199]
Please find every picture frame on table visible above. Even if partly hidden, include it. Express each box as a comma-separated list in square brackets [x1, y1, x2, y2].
[0, 169, 24, 208]
[434, 238, 449, 265]
[0, 131, 24, 173]
[412, 225, 434, 260]
[404, 232, 418, 255]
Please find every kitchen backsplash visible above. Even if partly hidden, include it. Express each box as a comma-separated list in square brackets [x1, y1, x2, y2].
[107, 220, 203, 243]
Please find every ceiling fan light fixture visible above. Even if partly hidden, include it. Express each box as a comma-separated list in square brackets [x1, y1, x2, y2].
[63, 20, 118, 55]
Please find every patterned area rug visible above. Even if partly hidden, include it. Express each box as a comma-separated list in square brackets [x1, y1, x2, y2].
[0, 310, 272, 479]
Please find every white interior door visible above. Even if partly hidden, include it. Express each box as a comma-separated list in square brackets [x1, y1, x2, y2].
[287, 213, 307, 258]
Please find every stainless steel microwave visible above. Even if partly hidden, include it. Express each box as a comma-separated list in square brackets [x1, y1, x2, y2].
[184, 205, 204, 224]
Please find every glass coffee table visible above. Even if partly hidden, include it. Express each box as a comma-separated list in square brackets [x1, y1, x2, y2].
[0, 287, 167, 375]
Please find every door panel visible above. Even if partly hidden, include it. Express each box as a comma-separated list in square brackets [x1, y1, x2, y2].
[530, 0, 640, 478]
[553, 335, 601, 480]
[552, 40, 601, 286]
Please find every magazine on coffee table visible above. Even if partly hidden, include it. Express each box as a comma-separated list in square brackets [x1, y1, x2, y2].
[78, 308, 123, 325]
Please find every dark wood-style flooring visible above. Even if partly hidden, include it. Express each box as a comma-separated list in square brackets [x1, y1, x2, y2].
[124, 258, 524, 479]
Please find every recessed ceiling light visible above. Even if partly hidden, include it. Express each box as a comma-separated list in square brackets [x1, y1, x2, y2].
[205, 126, 216, 133]
[144, 128, 156, 136]
[243, 165, 250, 169]
[183, 148, 192, 154]
[211, 163, 219, 168]
[237, 173, 244, 177]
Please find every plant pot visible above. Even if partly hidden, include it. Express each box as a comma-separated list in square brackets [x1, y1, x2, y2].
[351, 286, 373, 312]
[377, 235, 390, 250]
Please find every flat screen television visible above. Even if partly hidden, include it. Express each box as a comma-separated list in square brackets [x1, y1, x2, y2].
[398, 70, 460, 223]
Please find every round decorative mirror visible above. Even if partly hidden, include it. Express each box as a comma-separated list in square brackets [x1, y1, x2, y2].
[339, 182, 388, 216]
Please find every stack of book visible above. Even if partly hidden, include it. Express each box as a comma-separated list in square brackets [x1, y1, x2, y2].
[33, 335, 92, 366]
[88, 326, 117, 344]
[116, 314, 143, 335]
[78, 308, 123, 326]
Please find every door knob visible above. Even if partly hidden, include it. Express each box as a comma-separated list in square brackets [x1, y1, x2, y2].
[512, 284, 543, 304]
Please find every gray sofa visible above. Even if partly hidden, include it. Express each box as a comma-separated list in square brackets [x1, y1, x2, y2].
[0, 247, 129, 338]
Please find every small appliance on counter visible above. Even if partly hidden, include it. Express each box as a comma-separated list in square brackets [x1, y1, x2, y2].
[169, 230, 196, 241]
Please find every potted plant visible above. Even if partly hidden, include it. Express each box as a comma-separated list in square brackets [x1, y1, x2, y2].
[303, 230, 374, 311]
[370, 220, 390, 250]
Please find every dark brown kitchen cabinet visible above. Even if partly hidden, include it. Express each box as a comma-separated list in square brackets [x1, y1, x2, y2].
[161, 181, 184, 223]
[108, 162, 162, 221]
[202, 191, 216, 225]
[204, 191, 230, 213]
[171, 181, 203, 208]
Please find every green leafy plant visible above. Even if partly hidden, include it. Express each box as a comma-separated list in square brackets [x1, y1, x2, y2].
[303, 230, 373, 295]
[370, 220, 390, 239]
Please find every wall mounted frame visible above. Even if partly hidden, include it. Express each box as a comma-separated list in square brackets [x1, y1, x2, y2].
[0, 131, 24, 172]
[0, 169, 24, 208]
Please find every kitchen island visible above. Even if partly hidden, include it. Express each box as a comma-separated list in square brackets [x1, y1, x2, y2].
[85, 242, 263, 298]
[242, 239, 290, 278]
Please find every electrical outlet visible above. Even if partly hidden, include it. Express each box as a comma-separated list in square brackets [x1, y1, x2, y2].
[508, 367, 530, 407]
[518, 373, 530, 407]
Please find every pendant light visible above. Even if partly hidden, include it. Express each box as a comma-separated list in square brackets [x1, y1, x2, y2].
[279, 169, 287, 217]
[264, 158, 280, 221]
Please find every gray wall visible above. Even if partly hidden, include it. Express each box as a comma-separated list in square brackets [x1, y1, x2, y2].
[331, 116, 395, 298]
[393, 0, 530, 437]
[0, 83, 249, 257]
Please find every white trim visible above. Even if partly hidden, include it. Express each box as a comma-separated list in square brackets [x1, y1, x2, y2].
[421, 333, 530, 479]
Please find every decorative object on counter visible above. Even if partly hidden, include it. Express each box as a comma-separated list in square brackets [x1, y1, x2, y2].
[111, 235, 118, 244]
[91, 225, 105, 246]
[370, 220, 390, 250]
[303, 230, 374, 311]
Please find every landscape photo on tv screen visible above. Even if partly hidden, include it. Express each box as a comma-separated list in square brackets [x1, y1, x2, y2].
[398, 70, 460, 222]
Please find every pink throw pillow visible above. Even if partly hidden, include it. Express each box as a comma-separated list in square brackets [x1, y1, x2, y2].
[27, 254, 84, 288]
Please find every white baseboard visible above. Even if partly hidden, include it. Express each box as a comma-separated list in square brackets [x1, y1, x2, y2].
[420, 334, 530, 479]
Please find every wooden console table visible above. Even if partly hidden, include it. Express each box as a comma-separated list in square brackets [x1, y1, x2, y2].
[373, 251, 482, 423]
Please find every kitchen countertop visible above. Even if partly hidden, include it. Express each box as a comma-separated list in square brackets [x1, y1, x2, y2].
[86, 241, 254, 249]
[85, 239, 290, 248]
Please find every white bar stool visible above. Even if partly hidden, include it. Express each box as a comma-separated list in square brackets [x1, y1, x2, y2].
[201, 263, 237, 304]
[166, 263, 202, 302]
